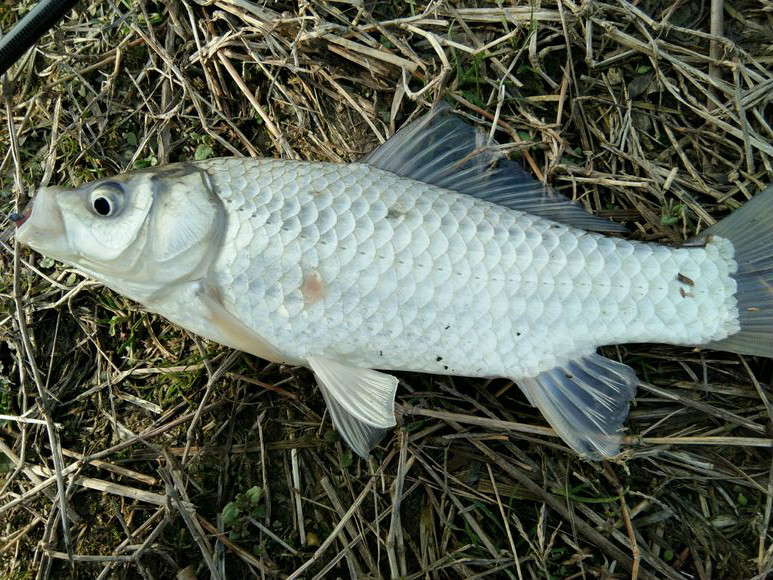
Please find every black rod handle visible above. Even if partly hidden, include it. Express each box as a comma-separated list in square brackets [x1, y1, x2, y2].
[0, 0, 80, 78]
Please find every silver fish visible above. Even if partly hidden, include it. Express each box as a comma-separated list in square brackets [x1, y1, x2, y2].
[13, 106, 773, 458]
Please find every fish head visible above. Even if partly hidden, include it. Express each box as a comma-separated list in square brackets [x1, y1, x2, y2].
[15, 163, 225, 301]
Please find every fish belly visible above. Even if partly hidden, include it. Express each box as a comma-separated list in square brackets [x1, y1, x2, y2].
[200, 158, 739, 379]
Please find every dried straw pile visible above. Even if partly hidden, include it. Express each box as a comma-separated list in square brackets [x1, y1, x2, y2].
[1, 1, 771, 579]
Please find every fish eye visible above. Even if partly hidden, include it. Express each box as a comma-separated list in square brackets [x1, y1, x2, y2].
[89, 183, 124, 218]
[93, 196, 112, 216]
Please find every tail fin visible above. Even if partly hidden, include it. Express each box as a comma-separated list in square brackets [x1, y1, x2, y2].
[698, 187, 773, 357]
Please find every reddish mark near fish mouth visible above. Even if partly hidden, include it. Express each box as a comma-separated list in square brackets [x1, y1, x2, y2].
[9, 207, 32, 227]
[301, 271, 325, 303]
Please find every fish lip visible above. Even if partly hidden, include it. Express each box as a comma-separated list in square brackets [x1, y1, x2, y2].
[9, 205, 33, 227]
[14, 187, 71, 258]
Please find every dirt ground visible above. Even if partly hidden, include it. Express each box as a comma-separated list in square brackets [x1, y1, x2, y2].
[1, 1, 772, 579]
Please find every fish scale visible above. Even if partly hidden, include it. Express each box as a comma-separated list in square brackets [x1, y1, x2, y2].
[201, 157, 738, 379]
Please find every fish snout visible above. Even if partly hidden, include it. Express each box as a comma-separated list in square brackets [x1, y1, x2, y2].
[13, 186, 70, 256]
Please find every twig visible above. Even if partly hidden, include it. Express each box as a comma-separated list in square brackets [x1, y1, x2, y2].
[486, 463, 523, 580]
[290, 446, 305, 546]
[182, 346, 240, 464]
[4, 76, 74, 561]
[163, 451, 224, 580]
[29, 465, 166, 505]
[286, 477, 375, 580]
[708, 0, 724, 104]
[386, 429, 408, 580]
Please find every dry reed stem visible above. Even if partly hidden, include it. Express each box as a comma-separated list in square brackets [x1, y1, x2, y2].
[0, 1, 771, 579]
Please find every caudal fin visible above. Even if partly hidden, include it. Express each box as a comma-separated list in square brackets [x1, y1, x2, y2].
[698, 187, 773, 357]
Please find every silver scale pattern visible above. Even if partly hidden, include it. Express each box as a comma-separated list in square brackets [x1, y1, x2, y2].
[200, 158, 739, 379]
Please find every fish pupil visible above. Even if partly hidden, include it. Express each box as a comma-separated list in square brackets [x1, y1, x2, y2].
[93, 197, 111, 216]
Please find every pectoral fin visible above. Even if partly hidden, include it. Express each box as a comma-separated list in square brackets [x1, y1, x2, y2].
[308, 356, 398, 458]
[517, 353, 638, 458]
[198, 286, 301, 365]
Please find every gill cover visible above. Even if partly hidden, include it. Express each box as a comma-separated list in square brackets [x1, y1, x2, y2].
[149, 165, 223, 264]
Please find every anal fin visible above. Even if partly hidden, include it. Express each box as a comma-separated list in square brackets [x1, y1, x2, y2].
[517, 353, 638, 458]
[308, 356, 398, 458]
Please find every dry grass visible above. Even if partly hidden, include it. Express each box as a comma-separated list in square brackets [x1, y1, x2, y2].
[1, 1, 772, 579]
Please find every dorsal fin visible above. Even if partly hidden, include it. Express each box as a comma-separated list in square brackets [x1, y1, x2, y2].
[363, 104, 626, 233]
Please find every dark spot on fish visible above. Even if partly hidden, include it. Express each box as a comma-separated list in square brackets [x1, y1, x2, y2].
[379, 350, 383, 356]
[386, 208, 404, 220]
[516, 332, 521, 336]
[436, 356, 443, 362]
[565, 373, 574, 379]
[443, 365, 449, 370]
[677, 273, 695, 286]
[445, 325, 451, 330]
[9, 207, 32, 227]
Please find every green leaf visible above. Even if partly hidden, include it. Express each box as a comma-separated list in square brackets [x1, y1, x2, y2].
[341, 450, 353, 468]
[222, 501, 241, 526]
[125, 132, 137, 147]
[245, 486, 263, 505]
[134, 154, 158, 169]
[194, 144, 213, 161]
[636, 65, 652, 75]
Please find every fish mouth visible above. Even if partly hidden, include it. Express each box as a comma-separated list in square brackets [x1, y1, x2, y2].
[9, 205, 33, 227]
[13, 187, 71, 258]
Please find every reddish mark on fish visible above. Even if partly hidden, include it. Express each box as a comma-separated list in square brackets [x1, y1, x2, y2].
[301, 271, 325, 304]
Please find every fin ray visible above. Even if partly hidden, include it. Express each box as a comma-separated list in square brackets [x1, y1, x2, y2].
[363, 104, 626, 233]
[517, 353, 638, 458]
[695, 186, 773, 357]
[308, 356, 398, 458]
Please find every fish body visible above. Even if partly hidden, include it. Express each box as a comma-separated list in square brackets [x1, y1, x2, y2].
[198, 158, 737, 376]
[14, 106, 773, 458]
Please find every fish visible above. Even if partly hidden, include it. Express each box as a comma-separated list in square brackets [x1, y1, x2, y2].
[12, 105, 773, 459]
